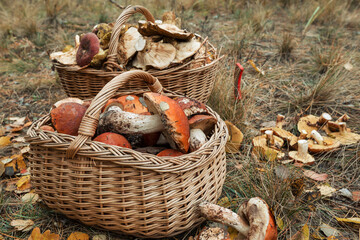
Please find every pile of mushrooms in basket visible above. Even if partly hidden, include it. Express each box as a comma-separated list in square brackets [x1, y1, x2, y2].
[50, 11, 211, 70]
[48, 94, 216, 156]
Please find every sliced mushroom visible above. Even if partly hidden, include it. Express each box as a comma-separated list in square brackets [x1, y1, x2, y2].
[132, 41, 176, 70]
[260, 114, 295, 141]
[225, 121, 243, 153]
[50, 35, 80, 65]
[327, 122, 360, 145]
[308, 130, 340, 153]
[144, 93, 190, 153]
[288, 140, 315, 165]
[172, 37, 202, 64]
[117, 27, 142, 65]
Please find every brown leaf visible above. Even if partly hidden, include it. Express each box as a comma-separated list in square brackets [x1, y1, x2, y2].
[10, 219, 34, 231]
[317, 185, 336, 197]
[0, 125, 5, 136]
[303, 170, 328, 181]
[11, 126, 25, 132]
[22, 193, 39, 203]
[0, 136, 11, 147]
[24, 121, 33, 128]
[16, 155, 27, 171]
[67, 232, 89, 240]
[291, 178, 305, 198]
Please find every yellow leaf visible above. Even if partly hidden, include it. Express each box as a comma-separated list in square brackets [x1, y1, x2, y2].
[16, 154, 27, 171]
[16, 175, 30, 188]
[335, 217, 360, 229]
[67, 232, 89, 240]
[225, 121, 243, 153]
[28, 227, 60, 240]
[290, 224, 309, 240]
[276, 216, 285, 231]
[217, 197, 237, 208]
[0, 136, 11, 147]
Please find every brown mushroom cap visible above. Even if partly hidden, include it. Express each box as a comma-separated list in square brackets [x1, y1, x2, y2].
[157, 149, 183, 157]
[174, 97, 208, 118]
[252, 134, 284, 150]
[297, 115, 319, 138]
[50, 102, 87, 136]
[252, 132, 284, 161]
[225, 121, 243, 153]
[143, 93, 190, 153]
[328, 122, 360, 145]
[308, 137, 340, 153]
[189, 114, 217, 135]
[138, 21, 193, 40]
[288, 140, 315, 165]
[76, 33, 100, 67]
[93, 132, 131, 149]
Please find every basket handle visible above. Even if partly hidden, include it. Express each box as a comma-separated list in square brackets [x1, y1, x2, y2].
[66, 70, 163, 159]
[104, 5, 155, 71]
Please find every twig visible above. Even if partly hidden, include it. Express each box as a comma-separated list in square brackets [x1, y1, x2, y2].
[0, 232, 24, 240]
[108, 0, 125, 9]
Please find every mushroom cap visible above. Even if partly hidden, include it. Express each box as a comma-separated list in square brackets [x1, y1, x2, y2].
[172, 37, 202, 64]
[138, 21, 193, 40]
[225, 121, 244, 153]
[325, 120, 352, 134]
[157, 149, 183, 157]
[288, 151, 315, 165]
[117, 27, 142, 64]
[328, 127, 360, 145]
[308, 137, 340, 153]
[50, 102, 87, 136]
[143, 93, 190, 153]
[116, 95, 148, 114]
[252, 134, 284, 150]
[102, 98, 119, 112]
[189, 114, 217, 135]
[260, 127, 295, 141]
[132, 41, 176, 70]
[50, 35, 80, 65]
[76, 33, 100, 67]
[93, 132, 131, 149]
[297, 115, 319, 138]
[174, 97, 208, 118]
[53, 97, 84, 109]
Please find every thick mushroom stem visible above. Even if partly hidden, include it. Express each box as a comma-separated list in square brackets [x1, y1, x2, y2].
[318, 113, 332, 125]
[299, 130, 308, 139]
[276, 114, 285, 129]
[310, 130, 324, 145]
[338, 122, 347, 134]
[265, 130, 275, 147]
[98, 106, 164, 134]
[297, 140, 309, 158]
[199, 202, 250, 237]
[189, 129, 207, 152]
[337, 114, 349, 122]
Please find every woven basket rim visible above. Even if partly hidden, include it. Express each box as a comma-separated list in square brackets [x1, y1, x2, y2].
[27, 105, 228, 174]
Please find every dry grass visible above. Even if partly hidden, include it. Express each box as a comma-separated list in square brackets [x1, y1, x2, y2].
[0, 0, 360, 239]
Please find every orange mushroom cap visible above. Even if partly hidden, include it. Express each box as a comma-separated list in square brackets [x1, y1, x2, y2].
[157, 149, 184, 157]
[93, 132, 131, 149]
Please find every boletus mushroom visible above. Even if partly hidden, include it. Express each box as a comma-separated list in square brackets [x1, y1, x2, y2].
[93, 132, 131, 149]
[199, 197, 277, 240]
[188, 115, 217, 152]
[174, 97, 208, 118]
[157, 149, 183, 157]
[76, 32, 100, 67]
[288, 140, 315, 165]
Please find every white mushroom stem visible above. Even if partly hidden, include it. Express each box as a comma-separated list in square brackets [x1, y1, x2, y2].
[199, 202, 250, 237]
[98, 106, 164, 134]
[189, 129, 207, 152]
[339, 122, 347, 134]
[265, 130, 275, 147]
[299, 130, 307, 139]
[276, 114, 285, 129]
[318, 113, 332, 125]
[310, 130, 324, 145]
[297, 140, 309, 158]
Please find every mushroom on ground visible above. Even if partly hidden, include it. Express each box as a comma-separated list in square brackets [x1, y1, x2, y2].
[76, 33, 100, 67]
[308, 130, 340, 153]
[174, 97, 208, 118]
[252, 130, 284, 161]
[297, 113, 332, 138]
[225, 121, 243, 153]
[288, 140, 315, 165]
[93, 132, 131, 149]
[327, 122, 360, 145]
[325, 113, 351, 134]
[260, 114, 295, 142]
[132, 41, 176, 70]
[199, 197, 277, 240]
[289, 130, 308, 150]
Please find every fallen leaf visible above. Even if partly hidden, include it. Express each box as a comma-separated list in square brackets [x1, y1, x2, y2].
[13, 136, 26, 143]
[344, 62, 353, 71]
[92, 235, 106, 240]
[0, 161, 4, 176]
[10, 219, 34, 231]
[256, 167, 266, 172]
[302, 190, 321, 202]
[11, 126, 25, 132]
[336, 217, 360, 229]
[227, 226, 238, 240]
[10, 117, 26, 126]
[290, 223, 309, 240]
[22, 193, 39, 203]
[17, 175, 30, 188]
[28, 227, 60, 240]
[291, 178, 305, 198]
[217, 197, 237, 208]
[276, 216, 285, 231]
[294, 162, 305, 167]
[5, 179, 18, 192]
[275, 165, 290, 180]
[24, 121, 33, 128]
[352, 191, 360, 202]
[21, 146, 31, 154]
[317, 185, 336, 197]
[303, 170, 328, 181]
[67, 232, 89, 240]
[16, 155, 27, 171]
[248, 59, 265, 75]
[0, 126, 5, 136]
[320, 223, 340, 237]
[337, 188, 352, 199]
[0, 136, 11, 147]
[235, 164, 243, 170]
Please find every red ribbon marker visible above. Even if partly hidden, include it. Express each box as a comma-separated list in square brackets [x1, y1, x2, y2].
[234, 63, 244, 100]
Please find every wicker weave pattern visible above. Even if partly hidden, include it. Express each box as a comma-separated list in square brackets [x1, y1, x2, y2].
[27, 71, 228, 238]
[54, 5, 223, 103]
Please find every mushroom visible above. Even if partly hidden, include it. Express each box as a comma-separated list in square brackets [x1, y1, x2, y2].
[172, 37, 202, 64]
[40, 125, 55, 132]
[105, 95, 148, 114]
[90, 48, 108, 68]
[157, 149, 183, 157]
[199, 197, 277, 240]
[93, 132, 131, 149]
[198, 227, 230, 240]
[174, 97, 208, 118]
[325, 113, 351, 134]
[260, 114, 295, 142]
[288, 140, 315, 165]
[117, 27, 142, 65]
[289, 130, 308, 149]
[189, 128, 207, 152]
[52, 97, 84, 109]
[225, 121, 243, 153]
[132, 41, 176, 70]
[252, 131, 284, 161]
[297, 113, 332, 138]
[188, 115, 217, 152]
[76, 33, 100, 67]
[51, 102, 87, 136]
[138, 20, 193, 40]
[92, 23, 113, 49]
[327, 122, 360, 145]
[307, 130, 340, 153]
[50, 35, 80, 65]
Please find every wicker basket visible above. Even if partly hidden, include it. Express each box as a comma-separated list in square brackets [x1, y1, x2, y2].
[54, 5, 223, 103]
[27, 71, 228, 238]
